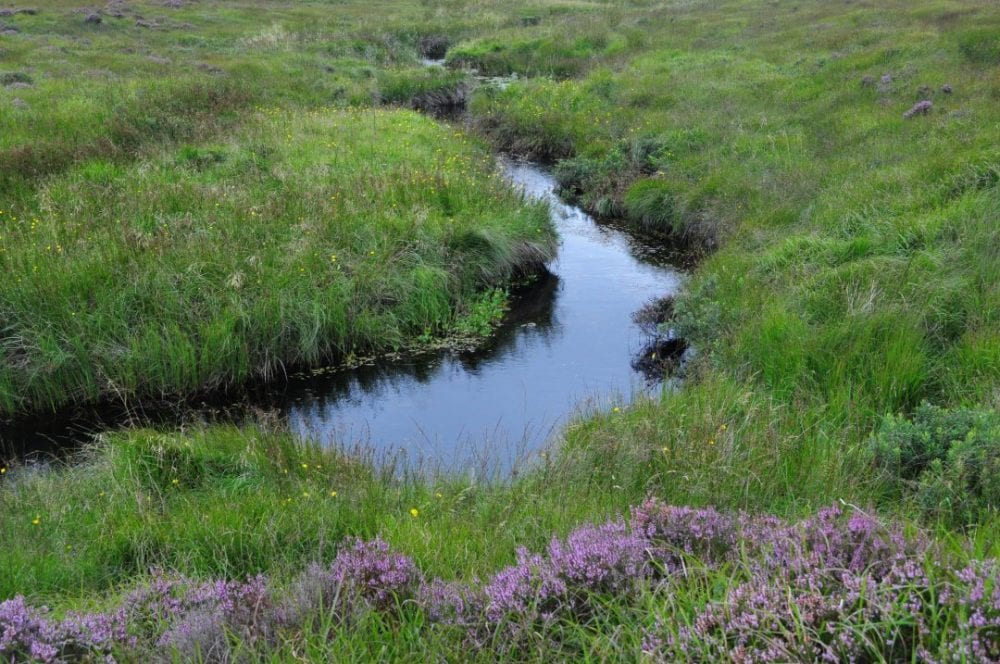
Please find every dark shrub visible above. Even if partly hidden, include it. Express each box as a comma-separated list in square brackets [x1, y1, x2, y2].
[418, 35, 449, 60]
[871, 403, 1000, 523]
[0, 71, 32, 85]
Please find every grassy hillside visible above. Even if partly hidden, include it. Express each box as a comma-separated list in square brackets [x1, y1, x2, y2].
[0, 0, 997, 661]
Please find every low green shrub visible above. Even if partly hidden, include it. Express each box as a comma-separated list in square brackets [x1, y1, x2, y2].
[871, 403, 1000, 524]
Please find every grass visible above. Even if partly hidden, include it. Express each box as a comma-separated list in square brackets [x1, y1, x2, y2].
[0, 425, 596, 600]
[1, 0, 563, 416]
[0, 108, 553, 414]
[0, 0, 998, 660]
[0, 425, 995, 660]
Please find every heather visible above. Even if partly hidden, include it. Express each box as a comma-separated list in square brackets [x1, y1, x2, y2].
[2, 500, 998, 661]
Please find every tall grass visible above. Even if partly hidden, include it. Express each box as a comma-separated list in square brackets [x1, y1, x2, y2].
[462, 0, 1000, 534]
[0, 108, 553, 415]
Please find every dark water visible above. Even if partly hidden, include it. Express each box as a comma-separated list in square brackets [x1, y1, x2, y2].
[1, 160, 683, 475]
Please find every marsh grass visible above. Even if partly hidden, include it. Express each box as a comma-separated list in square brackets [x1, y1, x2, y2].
[0, 108, 554, 416]
[463, 0, 1000, 526]
[0, 0, 998, 660]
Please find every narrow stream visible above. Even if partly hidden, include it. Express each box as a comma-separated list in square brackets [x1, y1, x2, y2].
[269, 159, 684, 476]
[1, 160, 684, 477]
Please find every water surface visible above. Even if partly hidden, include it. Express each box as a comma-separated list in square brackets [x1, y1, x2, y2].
[273, 159, 683, 474]
[1, 161, 683, 476]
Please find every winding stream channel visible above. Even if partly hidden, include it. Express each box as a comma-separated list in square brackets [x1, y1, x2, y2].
[275, 160, 684, 475]
[1, 160, 685, 477]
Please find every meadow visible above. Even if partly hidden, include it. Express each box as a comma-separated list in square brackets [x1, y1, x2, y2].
[1, 0, 998, 661]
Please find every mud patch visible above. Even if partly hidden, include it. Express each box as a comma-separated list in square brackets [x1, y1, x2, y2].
[407, 84, 467, 119]
[632, 336, 689, 382]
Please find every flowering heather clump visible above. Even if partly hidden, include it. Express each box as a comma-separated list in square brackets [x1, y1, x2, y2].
[549, 521, 649, 593]
[482, 520, 648, 631]
[484, 547, 565, 624]
[631, 501, 738, 572]
[941, 561, 1000, 662]
[0, 596, 67, 663]
[326, 536, 419, 611]
[418, 578, 484, 627]
[0, 596, 126, 663]
[156, 575, 273, 662]
[904, 100, 934, 118]
[283, 537, 419, 626]
[2, 501, 998, 661]
[640, 503, 998, 663]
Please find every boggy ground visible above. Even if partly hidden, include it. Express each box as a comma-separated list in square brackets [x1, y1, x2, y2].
[0, 0, 998, 661]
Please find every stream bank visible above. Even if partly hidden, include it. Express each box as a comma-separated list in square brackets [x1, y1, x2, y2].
[1, 159, 686, 476]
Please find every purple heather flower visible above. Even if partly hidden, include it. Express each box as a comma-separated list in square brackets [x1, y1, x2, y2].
[2, 500, 997, 662]
[903, 100, 933, 119]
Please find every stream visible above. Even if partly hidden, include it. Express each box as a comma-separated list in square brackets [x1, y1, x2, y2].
[264, 159, 684, 476]
[1, 160, 685, 478]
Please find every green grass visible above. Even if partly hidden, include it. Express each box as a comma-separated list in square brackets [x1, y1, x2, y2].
[0, 0, 998, 659]
[0, 423, 626, 601]
[0, 0, 570, 416]
[0, 108, 553, 414]
[464, 0, 1000, 518]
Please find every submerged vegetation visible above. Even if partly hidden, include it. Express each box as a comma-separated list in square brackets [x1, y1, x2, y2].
[0, 0, 998, 660]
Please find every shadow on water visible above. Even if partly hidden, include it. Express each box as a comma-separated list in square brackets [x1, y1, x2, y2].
[1, 160, 687, 478]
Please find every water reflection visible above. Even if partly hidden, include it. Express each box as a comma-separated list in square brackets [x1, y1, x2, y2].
[274, 160, 684, 475]
[1, 161, 684, 477]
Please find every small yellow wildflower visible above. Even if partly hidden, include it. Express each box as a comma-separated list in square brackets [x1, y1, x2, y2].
[661, 447, 669, 454]
[0, 467, 5, 474]
[32, 516, 40, 526]
[612, 407, 621, 413]
[99, 491, 106, 497]
[719, 423, 728, 431]
[409, 508, 419, 518]
[435, 492, 443, 499]
[329, 490, 338, 497]
[708, 439, 716, 446]
[171, 478, 179, 485]
[301, 463, 309, 470]
[302, 492, 310, 498]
